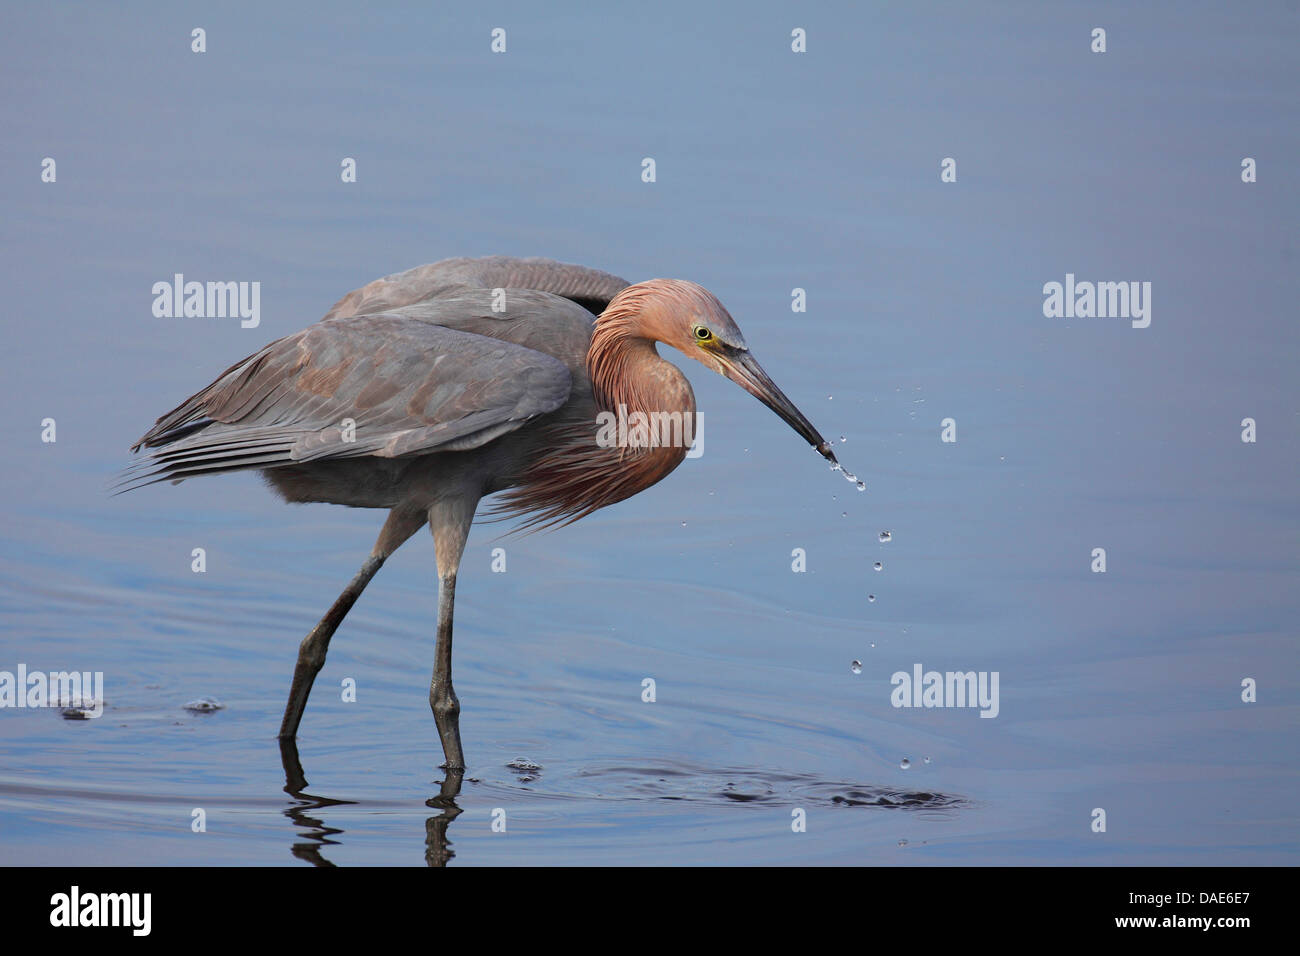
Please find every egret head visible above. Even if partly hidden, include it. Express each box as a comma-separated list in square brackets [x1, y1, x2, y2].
[607, 278, 838, 464]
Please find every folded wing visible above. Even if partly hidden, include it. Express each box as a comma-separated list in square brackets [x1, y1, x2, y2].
[325, 255, 629, 320]
[123, 313, 572, 490]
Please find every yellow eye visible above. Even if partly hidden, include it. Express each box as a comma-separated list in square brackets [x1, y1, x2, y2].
[694, 326, 713, 342]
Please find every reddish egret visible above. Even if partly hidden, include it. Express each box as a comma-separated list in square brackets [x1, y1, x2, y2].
[126, 256, 838, 771]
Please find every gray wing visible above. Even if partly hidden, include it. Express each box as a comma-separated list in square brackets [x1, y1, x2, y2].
[324, 255, 630, 320]
[122, 313, 571, 489]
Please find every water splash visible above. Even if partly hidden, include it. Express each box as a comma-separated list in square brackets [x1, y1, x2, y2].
[507, 758, 542, 783]
[184, 697, 224, 713]
[878, 531, 892, 543]
[824, 456, 867, 491]
[572, 764, 967, 811]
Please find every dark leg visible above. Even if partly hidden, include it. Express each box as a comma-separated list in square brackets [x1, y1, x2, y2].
[428, 495, 476, 771]
[430, 569, 464, 768]
[278, 507, 425, 739]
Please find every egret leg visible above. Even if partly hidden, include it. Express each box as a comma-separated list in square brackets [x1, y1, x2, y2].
[428, 496, 477, 771]
[278, 506, 425, 739]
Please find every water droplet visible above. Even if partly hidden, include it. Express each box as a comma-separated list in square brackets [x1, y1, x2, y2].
[869, 641, 876, 648]
[839, 435, 846, 443]
[900, 757, 911, 770]
[827, 395, 833, 401]
[868, 594, 876, 602]
[878, 531, 892, 543]
[898, 839, 909, 847]
[829, 462, 842, 473]
[855, 480, 866, 491]
[850, 660, 862, 674]
[873, 561, 882, 571]
[680, 521, 687, 527]
[923, 756, 932, 764]
[841, 511, 847, 518]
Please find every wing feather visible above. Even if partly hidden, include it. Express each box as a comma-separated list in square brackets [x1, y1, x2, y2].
[122, 313, 572, 491]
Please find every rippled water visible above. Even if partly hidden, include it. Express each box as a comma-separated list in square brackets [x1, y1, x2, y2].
[1, 3, 1297, 865]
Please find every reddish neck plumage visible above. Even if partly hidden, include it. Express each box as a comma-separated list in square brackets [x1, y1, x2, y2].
[491, 282, 699, 530]
[589, 307, 654, 414]
[587, 282, 694, 419]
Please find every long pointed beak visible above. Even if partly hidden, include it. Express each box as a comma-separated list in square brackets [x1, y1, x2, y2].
[721, 350, 839, 466]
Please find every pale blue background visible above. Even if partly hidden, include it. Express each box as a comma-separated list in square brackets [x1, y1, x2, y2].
[0, 1, 1295, 864]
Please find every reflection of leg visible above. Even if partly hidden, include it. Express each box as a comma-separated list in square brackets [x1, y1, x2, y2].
[424, 770, 464, 867]
[277, 735, 355, 868]
[427, 496, 475, 771]
[277, 507, 426, 739]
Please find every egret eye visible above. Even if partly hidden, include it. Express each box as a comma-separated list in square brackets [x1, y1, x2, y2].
[694, 326, 713, 341]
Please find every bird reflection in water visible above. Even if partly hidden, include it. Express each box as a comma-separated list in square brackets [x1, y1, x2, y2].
[278, 738, 464, 867]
